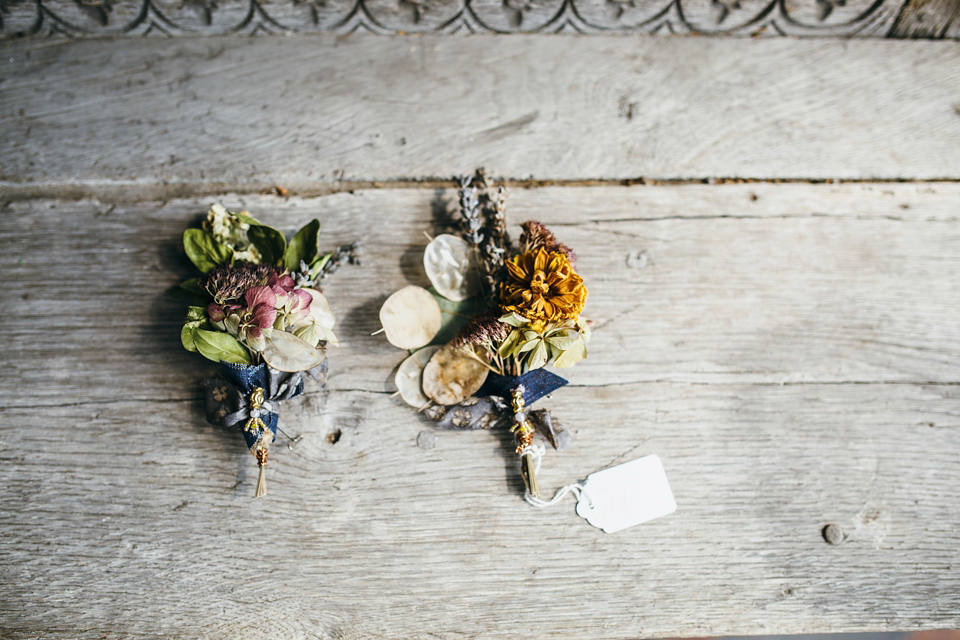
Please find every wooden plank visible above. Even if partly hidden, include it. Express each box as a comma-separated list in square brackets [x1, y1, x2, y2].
[2, 183, 959, 637]
[4, 183, 960, 407]
[0, 0, 933, 38]
[2, 36, 960, 189]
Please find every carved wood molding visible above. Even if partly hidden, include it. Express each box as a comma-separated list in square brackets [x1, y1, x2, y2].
[1, 0, 957, 38]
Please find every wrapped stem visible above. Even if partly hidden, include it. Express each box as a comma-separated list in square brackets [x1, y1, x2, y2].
[520, 451, 540, 499]
[254, 445, 268, 498]
[510, 387, 540, 499]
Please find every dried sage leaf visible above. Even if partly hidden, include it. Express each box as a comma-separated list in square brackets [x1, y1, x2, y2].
[183, 229, 232, 273]
[194, 329, 251, 365]
[247, 224, 286, 266]
[284, 219, 320, 271]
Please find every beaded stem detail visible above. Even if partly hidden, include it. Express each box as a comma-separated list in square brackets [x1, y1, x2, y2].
[510, 387, 540, 499]
[245, 387, 270, 498]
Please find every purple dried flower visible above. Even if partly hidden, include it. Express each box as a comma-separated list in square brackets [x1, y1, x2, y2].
[201, 262, 277, 305]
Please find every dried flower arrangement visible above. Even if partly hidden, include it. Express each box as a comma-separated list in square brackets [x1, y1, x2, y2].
[178, 204, 358, 497]
[379, 172, 591, 500]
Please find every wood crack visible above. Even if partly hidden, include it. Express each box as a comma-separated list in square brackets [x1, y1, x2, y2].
[5, 178, 960, 204]
[5, 381, 960, 412]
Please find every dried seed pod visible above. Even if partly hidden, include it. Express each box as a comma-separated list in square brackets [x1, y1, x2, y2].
[379, 285, 443, 349]
[261, 330, 327, 373]
[423, 234, 482, 302]
[394, 346, 440, 408]
[422, 344, 490, 406]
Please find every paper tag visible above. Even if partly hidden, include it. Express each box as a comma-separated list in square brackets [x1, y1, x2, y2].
[576, 454, 676, 533]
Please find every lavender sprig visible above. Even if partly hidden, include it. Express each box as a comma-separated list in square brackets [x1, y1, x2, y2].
[317, 240, 362, 283]
[458, 174, 484, 246]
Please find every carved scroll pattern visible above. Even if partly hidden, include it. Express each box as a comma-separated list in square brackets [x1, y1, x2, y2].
[0, 0, 955, 38]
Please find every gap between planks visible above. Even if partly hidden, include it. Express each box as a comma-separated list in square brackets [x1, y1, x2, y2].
[5, 177, 960, 204]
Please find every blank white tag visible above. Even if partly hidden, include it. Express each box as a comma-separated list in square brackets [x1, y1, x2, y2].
[576, 454, 676, 533]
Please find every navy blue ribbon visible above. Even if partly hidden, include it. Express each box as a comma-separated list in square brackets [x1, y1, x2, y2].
[477, 368, 568, 406]
[202, 361, 327, 451]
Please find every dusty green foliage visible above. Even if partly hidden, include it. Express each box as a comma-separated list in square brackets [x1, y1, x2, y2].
[496, 313, 589, 374]
[177, 204, 347, 368]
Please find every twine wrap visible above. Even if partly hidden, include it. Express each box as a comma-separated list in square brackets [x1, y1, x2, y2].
[202, 360, 328, 451]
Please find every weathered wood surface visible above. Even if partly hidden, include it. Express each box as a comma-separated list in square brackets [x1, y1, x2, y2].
[1, 0, 959, 38]
[3, 36, 960, 192]
[2, 183, 959, 638]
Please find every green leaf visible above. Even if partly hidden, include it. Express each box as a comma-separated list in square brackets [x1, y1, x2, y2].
[179, 278, 206, 296]
[547, 343, 562, 360]
[498, 312, 529, 328]
[546, 333, 579, 350]
[497, 328, 521, 359]
[247, 224, 287, 266]
[184, 229, 233, 273]
[233, 211, 262, 226]
[284, 219, 320, 271]
[553, 335, 587, 368]
[309, 253, 332, 279]
[194, 329, 252, 365]
[527, 340, 549, 371]
[577, 317, 592, 343]
[180, 321, 202, 352]
[517, 337, 540, 354]
[185, 305, 206, 322]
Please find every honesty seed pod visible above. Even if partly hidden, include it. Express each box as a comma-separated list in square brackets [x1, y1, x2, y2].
[423, 234, 482, 302]
[379, 285, 443, 350]
[395, 346, 440, 408]
[260, 330, 327, 373]
[422, 343, 490, 406]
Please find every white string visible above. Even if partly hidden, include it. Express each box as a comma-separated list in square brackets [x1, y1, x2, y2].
[520, 443, 546, 473]
[520, 443, 585, 508]
[525, 482, 585, 508]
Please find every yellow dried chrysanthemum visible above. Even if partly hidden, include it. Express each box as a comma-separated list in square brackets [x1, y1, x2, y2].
[500, 247, 587, 323]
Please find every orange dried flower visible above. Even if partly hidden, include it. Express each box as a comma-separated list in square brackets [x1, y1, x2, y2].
[500, 247, 587, 323]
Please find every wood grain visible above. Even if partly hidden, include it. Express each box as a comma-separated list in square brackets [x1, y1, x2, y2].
[2, 184, 959, 637]
[3, 36, 960, 191]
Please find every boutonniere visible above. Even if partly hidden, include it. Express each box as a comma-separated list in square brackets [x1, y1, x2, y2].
[379, 173, 590, 501]
[178, 204, 358, 497]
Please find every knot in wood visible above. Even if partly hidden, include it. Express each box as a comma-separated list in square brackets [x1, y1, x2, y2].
[822, 523, 844, 545]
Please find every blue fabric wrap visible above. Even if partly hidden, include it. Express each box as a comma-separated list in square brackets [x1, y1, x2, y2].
[477, 369, 568, 406]
[202, 361, 326, 452]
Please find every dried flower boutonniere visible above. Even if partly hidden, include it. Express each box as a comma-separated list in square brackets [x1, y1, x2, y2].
[178, 204, 359, 497]
[379, 173, 590, 502]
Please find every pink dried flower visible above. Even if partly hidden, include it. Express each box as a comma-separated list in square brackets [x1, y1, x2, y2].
[244, 286, 278, 329]
[268, 272, 297, 294]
